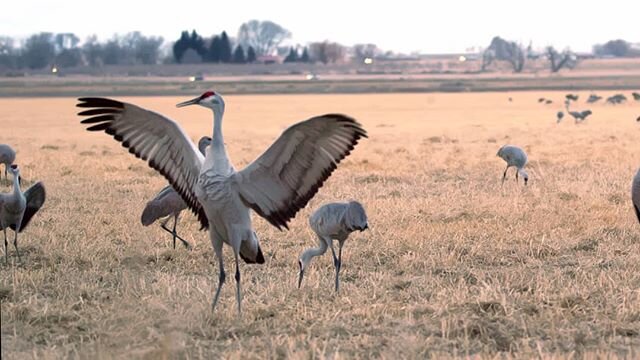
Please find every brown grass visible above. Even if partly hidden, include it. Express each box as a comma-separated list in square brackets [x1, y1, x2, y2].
[1, 92, 640, 358]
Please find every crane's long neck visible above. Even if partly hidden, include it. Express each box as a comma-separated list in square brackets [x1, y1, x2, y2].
[207, 107, 233, 174]
[302, 237, 329, 264]
[12, 173, 21, 195]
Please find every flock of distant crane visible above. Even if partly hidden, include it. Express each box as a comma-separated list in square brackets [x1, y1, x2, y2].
[536, 91, 640, 124]
[1, 89, 640, 313]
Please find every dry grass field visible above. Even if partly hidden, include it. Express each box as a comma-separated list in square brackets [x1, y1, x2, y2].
[1, 92, 640, 358]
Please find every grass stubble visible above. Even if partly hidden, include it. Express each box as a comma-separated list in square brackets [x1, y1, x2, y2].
[0, 92, 639, 358]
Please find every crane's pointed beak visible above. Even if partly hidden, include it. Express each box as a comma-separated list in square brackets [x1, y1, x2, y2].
[297, 261, 304, 289]
[176, 96, 200, 108]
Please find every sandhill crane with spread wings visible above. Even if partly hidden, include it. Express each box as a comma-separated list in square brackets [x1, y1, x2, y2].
[78, 92, 367, 313]
[0, 165, 46, 264]
[141, 136, 211, 250]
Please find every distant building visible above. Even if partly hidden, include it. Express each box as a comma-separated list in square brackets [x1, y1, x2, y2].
[256, 55, 284, 64]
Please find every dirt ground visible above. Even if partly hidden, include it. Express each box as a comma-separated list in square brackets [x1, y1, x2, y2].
[0, 92, 639, 358]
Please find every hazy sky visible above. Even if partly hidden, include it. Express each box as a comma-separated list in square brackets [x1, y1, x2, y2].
[1, 0, 637, 53]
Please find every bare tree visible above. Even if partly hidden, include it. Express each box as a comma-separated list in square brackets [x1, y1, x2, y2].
[352, 43, 379, 62]
[481, 36, 526, 73]
[237, 20, 291, 56]
[309, 41, 346, 64]
[546, 46, 577, 73]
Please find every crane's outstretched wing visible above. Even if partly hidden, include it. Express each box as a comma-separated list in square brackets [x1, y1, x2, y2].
[231, 114, 367, 230]
[77, 97, 208, 229]
[12, 181, 45, 232]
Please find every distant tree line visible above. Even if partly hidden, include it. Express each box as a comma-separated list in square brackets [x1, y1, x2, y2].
[0, 32, 164, 70]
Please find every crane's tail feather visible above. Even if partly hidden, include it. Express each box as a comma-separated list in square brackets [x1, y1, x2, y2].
[240, 243, 265, 264]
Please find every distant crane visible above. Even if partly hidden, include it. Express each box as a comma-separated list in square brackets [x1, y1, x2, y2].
[0, 165, 46, 264]
[557, 111, 564, 123]
[565, 100, 592, 123]
[497, 145, 529, 185]
[632, 92, 640, 101]
[565, 94, 579, 102]
[78, 92, 367, 313]
[0, 144, 16, 180]
[586, 94, 602, 104]
[141, 136, 211, 250]
[298, 201, 369, 292]
[538, 97, 546, 103]
[545, 99, 553, 105]
[606, 94, 627, 105]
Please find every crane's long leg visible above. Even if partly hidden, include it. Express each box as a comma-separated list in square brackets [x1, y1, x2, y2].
[515, 169, 519, 183]
[329, 241, 341, 292]
[3, 228, 8, 265]
[160, 216, 191, 250]
[211, 236, 225, 312]
[234, 251, 242, 315]
[502, 166, 510, 186]
[13, 230, 21, 263]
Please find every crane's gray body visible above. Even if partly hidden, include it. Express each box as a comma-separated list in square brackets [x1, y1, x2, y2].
[299, 201, 369, 291]
[141, 136, 211, 249]
[632, 169, 640, 223]
[497, 145, 529, 185]
[0, 166, 46, 264]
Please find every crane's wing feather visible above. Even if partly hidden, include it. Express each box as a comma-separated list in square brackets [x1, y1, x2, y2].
[11, 181, 45, 232]
[77, 97, 208, 229]
[231, 114, 366, 230]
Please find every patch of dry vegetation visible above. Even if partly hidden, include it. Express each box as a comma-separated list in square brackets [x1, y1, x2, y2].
[1, 92, 639, 358]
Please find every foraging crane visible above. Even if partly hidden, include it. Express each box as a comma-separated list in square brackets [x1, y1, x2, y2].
[606, 94, 627, 105]
[565, 100, 592, 123]
[77, 92, 367, 313]
[556, 111, 564, 123]
[0, 165, 46, 264]
[141, 136, 211, 250]
[538, 97, 546, 103]
[545, 99, 553, 105]
[632, 92, 640, 101]
[298, 201, 368, 292]
[497, 145, 528, 185]
[0, 144, 16, 180]
[632, 169, 640, 223]
[565, 94, 579, 102]
[587, 94, 602, 104]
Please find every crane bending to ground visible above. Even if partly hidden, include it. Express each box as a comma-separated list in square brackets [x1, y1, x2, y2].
[497, 145, 528, 186]
[141, 136, 211, 250]
[0, 144, 16, 180]
[565, 100, 592, 123]
[298, 201, 369, 292]
[77, 92, 367, 313]
[0, 165, 46, 264]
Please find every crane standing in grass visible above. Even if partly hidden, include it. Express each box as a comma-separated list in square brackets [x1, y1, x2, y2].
[497, 145, 529, 186]
[0, 144, 16, 180]
[141, 136, 211, 250]
[298, 201, 369, 292]
[0, 165, 46, 264]
[556, 111, 564, 123]
[632, 169, 640, 223]
[78, 92, 367, 313]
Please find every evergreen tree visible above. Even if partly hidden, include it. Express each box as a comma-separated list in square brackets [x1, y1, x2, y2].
[284, 47, 298, 62]
[173, 31, 190, 63]
[219, 31, 232, 63]
[190, 30, 206, 57]
[246, 46, 257, 63]
[232, 45, 246, 63]
[300, 47, 310, 62]
[207, 36, 221, 62]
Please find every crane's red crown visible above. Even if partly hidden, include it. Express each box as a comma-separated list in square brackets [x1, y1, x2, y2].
[200, 91, 216, 99]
